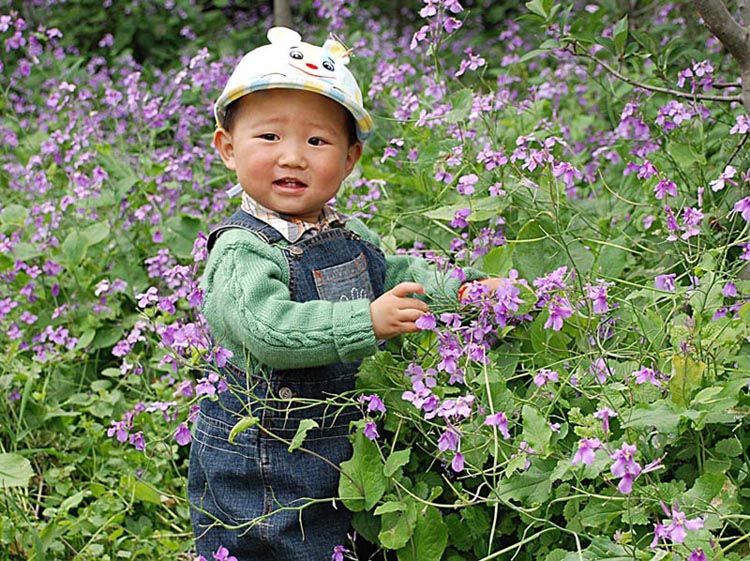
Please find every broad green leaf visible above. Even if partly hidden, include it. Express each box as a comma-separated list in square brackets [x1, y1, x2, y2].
[494, 461, 555, 506]
[384, 448, 411, 477]
[715, 438, 743, 458]
[397, 506, 448, 561]
[338, 431, 387, 512]
[669, 354, 705, 406]
[444, 89, 474, 123]
[374, 501, 407, 515]
[612, 16, 628, 54]
[0, 203, 28, 226]
[228, 415, 258, 444]
[668, 140, 707, 168]
[481, 245, 514, 277]
[122, 476, 161, 504]
[162, 215, 203, 259]
[522, 404, 552, 454]
[379, 498, 417, 550]
[621, 401, 681, 434]
[61, 230, 89, 264]
[288, 419, 319, 452]
[82, 221, 110, 246]
[525, 0, 549, 19]
[0, 453, 34, 488]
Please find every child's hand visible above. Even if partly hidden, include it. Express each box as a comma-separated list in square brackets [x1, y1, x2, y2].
[370, 282, 430, 340]
[458, 278, 504, 301]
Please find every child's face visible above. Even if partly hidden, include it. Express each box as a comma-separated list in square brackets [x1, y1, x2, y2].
[214, 89, 362, 223]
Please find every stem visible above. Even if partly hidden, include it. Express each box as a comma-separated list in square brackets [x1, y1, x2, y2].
[482, 361, 501, 555]
[571, 43, 743, 105]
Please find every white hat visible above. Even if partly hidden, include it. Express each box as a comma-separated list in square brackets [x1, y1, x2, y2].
[214, 27, 373, 141]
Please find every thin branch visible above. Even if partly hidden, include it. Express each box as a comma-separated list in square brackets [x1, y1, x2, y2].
[570, 43, 743, 104]
[693, 0, 750, 112]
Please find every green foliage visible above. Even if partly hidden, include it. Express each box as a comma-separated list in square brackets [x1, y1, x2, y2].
[2, 1, 750, 560]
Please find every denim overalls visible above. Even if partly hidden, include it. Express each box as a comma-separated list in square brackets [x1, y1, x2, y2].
[188, 210, 386, 560]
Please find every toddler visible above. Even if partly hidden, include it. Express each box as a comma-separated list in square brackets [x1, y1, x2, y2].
[188, 26, 500, 560]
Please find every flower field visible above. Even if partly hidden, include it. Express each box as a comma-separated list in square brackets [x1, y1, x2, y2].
[2, 1, 750, 560]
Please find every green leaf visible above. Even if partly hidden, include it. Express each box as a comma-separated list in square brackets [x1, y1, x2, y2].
[228, 415, 259, 444]
[82, 221, 110, 246]
[0, 453, 34, 488]
[669, 354, 705, 406]
[384, 448, 411, 477]
[444, 89, 474, 123]
[374, 501, 407, 515]
[162, 214, 203, 259]
[288, 419, 319, 452]
[621, 401, 681, 434]
[61, 230, 89, 264]
[494, 461, 555, 506]
[0, 203, 28, 226]
[522, 404, 552, 454]
[668, 140, 707, 168]
[397, 506, 448, 561]
[481, 245, 514, 277]
[612, 16, 628, 54]
[338, 431, 387, 512]
[379, 499, 417, 550]
[525, 0, 549, 19]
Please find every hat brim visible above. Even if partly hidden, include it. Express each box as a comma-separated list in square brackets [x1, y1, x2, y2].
[215, 74, 373, 141]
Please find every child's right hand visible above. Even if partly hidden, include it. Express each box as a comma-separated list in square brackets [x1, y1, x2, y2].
[370, 282, 430, 340]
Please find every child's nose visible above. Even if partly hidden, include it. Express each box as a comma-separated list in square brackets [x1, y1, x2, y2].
[278, 144, 307, 168]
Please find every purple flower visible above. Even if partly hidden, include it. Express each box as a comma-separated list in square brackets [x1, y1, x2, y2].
[654, 274, 676, 292]
[416, 313, 437, 330]
[709, 165, 737, 192]
[733, 197, 750, 221]
[650, 502, 704, 548]
[544, 297, 573, 331]
[584, 280, 613, 314]
[438, 425, 461, 452]
[632, 366, 663, 387]
[363, 421, 379, 441]
[212, 546, 238, 561]
[723, 282, 738, 298]
[533, 368, 559, 387]
[688, 549, 706, 561]
[590, 358, 611, 384]
[331, 545, 348, 561]
[457, 173, 478, 195]
[610, 442, 642, 494]
[174, 422, 192, 446]
[450, 207, 471, 229]
[451, 452, 465, 472]
[594, 407, 617, 433]
[572, 437, 601, 466]
[359, 393, 386, 414]
[483, 412, 511, 439]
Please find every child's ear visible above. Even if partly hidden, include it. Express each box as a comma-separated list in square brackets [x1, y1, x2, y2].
[213, 127, 236, 170]
[344, 141, 363, 178]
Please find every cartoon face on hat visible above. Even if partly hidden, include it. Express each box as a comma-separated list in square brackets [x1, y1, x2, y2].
[214, 27, 373, 141]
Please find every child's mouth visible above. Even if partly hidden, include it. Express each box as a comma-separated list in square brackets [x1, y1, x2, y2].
[274, 178, 308, 190]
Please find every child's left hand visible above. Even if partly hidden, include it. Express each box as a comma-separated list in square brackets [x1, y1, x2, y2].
[458, 278, 504, 302]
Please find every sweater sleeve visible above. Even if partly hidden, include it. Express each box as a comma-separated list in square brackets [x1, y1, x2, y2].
[201, 230, 379, 370]
[346, 218, 486, 303]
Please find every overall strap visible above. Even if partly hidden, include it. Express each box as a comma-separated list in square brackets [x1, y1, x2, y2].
[206, 209, 284, 253]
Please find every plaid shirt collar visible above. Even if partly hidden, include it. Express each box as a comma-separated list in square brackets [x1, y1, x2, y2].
[240, 191, 347, 243]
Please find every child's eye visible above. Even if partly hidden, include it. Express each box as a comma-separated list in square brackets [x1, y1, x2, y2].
[260, 133, 279, 141]
[308, 137, 326, 146]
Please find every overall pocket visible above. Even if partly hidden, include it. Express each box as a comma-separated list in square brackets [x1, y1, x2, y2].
[312, 251, 374, 302]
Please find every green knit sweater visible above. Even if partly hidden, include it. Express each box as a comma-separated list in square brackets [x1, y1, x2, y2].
[200, 217, 484, 374]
